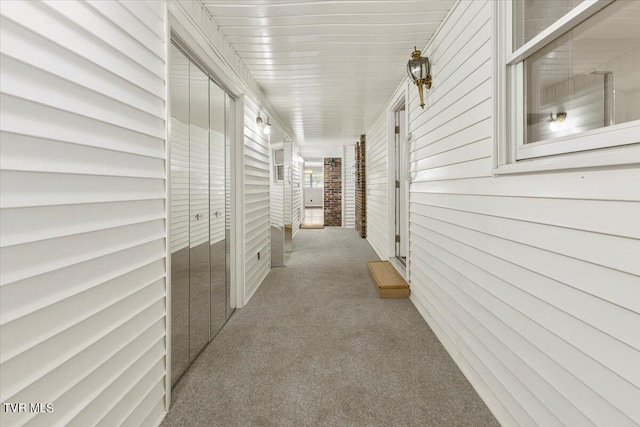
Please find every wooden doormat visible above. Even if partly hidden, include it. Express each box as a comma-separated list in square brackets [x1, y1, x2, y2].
[300, 223, 324, 229]
[367, 261, 410, 298]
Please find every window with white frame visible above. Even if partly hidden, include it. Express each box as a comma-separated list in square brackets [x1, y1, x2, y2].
[273, 148, 284, 182]
[496, 0, 640, 167]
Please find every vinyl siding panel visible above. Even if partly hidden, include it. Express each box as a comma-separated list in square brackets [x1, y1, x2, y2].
[365, 106, 390, 259]
[243, 98, 271, 302]
[368, 0, 640, 425]
[292, 142, 302, 237]
[0, 2, 167, 426]
[342, 145, 356, 228]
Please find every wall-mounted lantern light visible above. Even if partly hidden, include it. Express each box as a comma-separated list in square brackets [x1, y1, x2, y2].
[256, 114, 272, 135]
[407, 47, 432, 109]
[263, 116, 272, 135]
[548, 112, 567, 132]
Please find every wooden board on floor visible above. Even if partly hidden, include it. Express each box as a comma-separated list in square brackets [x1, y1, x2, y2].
[367, 261, 410, 298]
[301, 223, 324, 229]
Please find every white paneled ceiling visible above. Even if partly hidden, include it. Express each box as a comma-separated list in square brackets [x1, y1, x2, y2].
[202, 0, 456, 157]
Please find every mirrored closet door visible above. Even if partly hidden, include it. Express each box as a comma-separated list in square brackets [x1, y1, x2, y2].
[169, 43, 233, 387]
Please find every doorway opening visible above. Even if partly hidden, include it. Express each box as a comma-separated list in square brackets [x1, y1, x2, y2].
[302, 158, 324, 227]
[393, 104, 408, 270]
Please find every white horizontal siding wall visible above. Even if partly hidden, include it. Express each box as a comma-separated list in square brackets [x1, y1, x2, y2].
[342, 145, 356, 228]
[396, 0, 640, 426]
[366, 108, 390, 259]
[292, 141, 302, 237]
[0, 1, 167, 427]
[244, 97, 271, 302]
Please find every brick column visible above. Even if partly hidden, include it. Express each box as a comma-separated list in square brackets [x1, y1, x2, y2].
[355, 134, 366, 238]
[323, 158, 342, 226]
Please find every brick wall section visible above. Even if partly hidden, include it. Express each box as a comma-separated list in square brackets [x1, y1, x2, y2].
[355, 135, 366, 237]
[323, 158, 342, 226]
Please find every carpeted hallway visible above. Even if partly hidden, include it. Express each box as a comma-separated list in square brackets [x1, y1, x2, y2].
[161, 228, 499, 427]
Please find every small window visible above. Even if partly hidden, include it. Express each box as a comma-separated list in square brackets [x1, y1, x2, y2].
[496, 0, 640, 169]
[273, 149, 284, 182]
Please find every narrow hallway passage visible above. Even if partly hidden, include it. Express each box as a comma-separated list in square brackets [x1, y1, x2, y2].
[162, 228, 498, 426]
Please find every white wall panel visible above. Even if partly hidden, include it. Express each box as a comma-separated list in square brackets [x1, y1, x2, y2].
[365, 105, 390, 259]
[342, 145, 356, 228]
[0, 1, 167, 426]
[292, 142, 302, 237]
[304, 188, 323, 207]
[243, 98, 271, 302]
[364, 0, 640, 425]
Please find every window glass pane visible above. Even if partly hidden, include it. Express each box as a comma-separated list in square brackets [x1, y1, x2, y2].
[273, 149, 284, 165]
[275, 165, 284, 182]
[524, 0, 640, 143]
[303, 170, 323, 188]
[513, 0, 583, 50]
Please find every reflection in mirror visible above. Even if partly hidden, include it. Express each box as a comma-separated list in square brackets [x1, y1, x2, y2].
[524, 0, 640, 143]
[169, 44, 190, 387]
[188, 61, 211, 362]
[270, 128, 285, 267]
[225, 95, 234, 319]
[210, 82, 226, 338]
[283, 138, 293, 253]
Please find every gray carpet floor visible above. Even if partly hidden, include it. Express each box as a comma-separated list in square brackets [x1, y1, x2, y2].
[161, 227, 499, 427]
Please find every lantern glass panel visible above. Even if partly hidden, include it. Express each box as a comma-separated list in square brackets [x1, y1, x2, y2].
[408, 57, 429, 81]
[408, 59, 420, 80]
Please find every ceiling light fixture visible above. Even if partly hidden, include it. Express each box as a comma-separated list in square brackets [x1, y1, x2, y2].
[548, 112, 567, 132]
[407, 47, 432, 109]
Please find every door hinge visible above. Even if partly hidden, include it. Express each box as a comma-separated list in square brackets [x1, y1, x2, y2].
[395, 235, 401, 243]
[395, 125, 400, 134]
[395, 180, 400, 188]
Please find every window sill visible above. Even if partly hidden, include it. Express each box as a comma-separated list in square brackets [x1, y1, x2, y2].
[493, 144, 640, 175]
